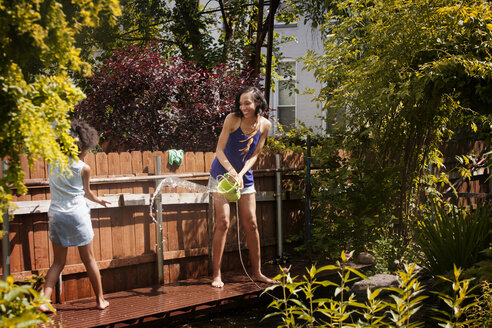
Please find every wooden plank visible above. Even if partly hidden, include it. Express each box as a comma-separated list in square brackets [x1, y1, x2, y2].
[33, 215, 50, 270]
[65, 240, 81, 267]
[77, 275, 92, 300]
[127, 152, 141, 259]
[194, 152, 205, 173]
[10, 195, 121, 214]
[18, 215, 34, 272]
[95, 152, 108, 177]
[131, 151, 143, 176]
[62, 276, 78, 303]
[9, 218, 23, 272]
[204, 152, 215, 172]
[94, 153, 113, 264]
[164, 204, 181, 282]
[30, 159, 46, 201]
[142, 151, 155, 175]
[182, 205, 207, 250]
[109, 152, 128, 259]
[15, 154, 31, 201]
[136, 151, 154, 256]
[10, 192, 286, 215]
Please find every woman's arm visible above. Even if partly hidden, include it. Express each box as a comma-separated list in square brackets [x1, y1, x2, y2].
[238, 117, 272, 177]
[215, 114, 240, 179]
[82, 165, 110, 207]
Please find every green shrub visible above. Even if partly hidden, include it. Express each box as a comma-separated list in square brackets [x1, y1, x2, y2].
[263, 253, 484, 327]
[432, 265, 479, 328]
[368, 233, 419, 274]
[465, 280, 492, 328]
[413, 202, 491, 276]
[0, 276, 53, 328]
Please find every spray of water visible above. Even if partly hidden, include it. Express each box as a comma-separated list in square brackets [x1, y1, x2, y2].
[149, 176, 211, 224]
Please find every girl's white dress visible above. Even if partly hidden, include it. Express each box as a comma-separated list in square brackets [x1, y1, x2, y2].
[48, 159, 94, 247]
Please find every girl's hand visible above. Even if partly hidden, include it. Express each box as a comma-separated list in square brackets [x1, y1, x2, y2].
[99, 199, 110, 208]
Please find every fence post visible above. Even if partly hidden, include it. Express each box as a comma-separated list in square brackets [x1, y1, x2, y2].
[275, 154, 283, 260]
[155, 156, 164, 285]
[1, 160, 10, 280]
[306, 135, 312, 259]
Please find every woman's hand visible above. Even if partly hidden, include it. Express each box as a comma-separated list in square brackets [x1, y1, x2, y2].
[227, 169, 243, 190]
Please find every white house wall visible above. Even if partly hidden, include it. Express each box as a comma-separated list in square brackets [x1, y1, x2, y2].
[272, 17, 325, 134]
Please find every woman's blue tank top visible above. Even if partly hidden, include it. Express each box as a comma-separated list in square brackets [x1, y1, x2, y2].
[210, 125, 261, 188]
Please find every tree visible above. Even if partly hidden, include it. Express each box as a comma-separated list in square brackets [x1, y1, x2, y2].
[301, 0, 492, 256]
[76, 0, 292, 85]
[74, 43, 263, 152]
[0, 1, 120, 220]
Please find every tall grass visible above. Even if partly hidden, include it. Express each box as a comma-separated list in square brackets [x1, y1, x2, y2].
[413, 202, 491, 276]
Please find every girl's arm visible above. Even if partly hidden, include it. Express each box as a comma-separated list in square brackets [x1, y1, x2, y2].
[82, 165, 110, 207]
[215, 114, 240, 179]
[238, 117, 272, 178]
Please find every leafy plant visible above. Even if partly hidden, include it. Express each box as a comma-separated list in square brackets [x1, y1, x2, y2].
[75, 43, 263, 152]
[0, 0, 120, 221]
[303, 0, 492, 248]
[385, 263, 428, 328]
[262, 252, 491, 327]
[432, 265, 478, 328]
[263, 251, 368, 327]
[369, 233, 417, 274]
[0, 276, 53, 328]
[465, 280, 492, 328]
[413, 202, 491, 276]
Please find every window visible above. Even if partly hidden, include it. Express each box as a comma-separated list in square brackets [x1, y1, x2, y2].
[276, 60, 296, 131]
[274, 1, 298, 27]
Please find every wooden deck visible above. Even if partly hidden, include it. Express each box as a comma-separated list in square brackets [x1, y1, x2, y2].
[39, 261, 370, 328]
[40, 268, 281, 328]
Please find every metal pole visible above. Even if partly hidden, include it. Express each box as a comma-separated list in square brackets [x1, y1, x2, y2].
[2, 160, 10, 279]
[155, 156, 164, 285]
[306, 135, 312, 258]
[275, 154, 283, 259]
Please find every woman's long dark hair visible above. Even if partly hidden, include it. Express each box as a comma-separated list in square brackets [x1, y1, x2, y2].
[234, 86, 267, 117]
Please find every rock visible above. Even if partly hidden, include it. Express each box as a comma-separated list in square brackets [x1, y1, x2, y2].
[351, 273, 399, 297]
[356, 252, 376, 265]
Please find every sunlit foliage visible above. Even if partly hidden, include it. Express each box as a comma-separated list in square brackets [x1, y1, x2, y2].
[0, 0, 120, 221]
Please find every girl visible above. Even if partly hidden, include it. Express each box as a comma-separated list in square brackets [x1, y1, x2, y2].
[39, 120, 109, 312]
[209, 86, 275, 288]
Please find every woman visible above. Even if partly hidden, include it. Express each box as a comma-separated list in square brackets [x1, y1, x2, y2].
[209, 86, 275, 288]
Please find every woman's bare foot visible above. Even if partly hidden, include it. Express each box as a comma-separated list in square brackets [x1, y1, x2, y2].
[211, 276, 224, 288]
[252, 273, 277, 284]
[38, 303, 55, 313]
[97, 299, 109, 310]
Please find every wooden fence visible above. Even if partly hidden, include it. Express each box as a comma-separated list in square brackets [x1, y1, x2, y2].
[1, 150, 305, 303]
[1, 141, 489, 303]
[440, 141, 491, 206]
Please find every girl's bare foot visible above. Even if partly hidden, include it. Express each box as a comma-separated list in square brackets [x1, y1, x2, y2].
[211, 276, 224, 288]
[97, 299, 109, 310]
[251, 273, 277, 284]
[38, 303, 55, 313]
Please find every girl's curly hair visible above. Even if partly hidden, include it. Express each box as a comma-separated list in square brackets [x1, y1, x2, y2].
[70, 119, 99, 152]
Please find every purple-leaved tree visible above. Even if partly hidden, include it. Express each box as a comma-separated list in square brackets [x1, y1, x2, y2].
[75, 43, 264, 152]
